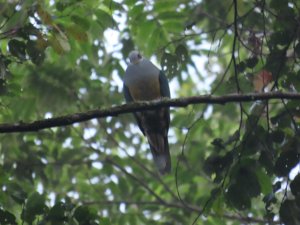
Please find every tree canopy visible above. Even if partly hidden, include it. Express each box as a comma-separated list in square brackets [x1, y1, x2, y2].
[0, 0, 300, 224]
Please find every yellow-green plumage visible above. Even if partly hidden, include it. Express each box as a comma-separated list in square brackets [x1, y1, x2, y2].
[123, 51, 171, 174]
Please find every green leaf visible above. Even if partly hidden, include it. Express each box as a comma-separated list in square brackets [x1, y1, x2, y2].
[269, 30, 292, 46]
[47, 202, 67, 222]
[245, 57, 258, 69]
[8, 39, 26, 60]
[203, 153, 232, 177]
[162, 20, 183, 33]
[295, 43, 300, 56]
[6, 182, 27, 204]
[71, 15, 91, 30]
[22, 192, 46, 223]
[154, 0, 178, 12]
[274, 146, 300, 177]
[270, 0, 287, 10]
[237, 167, 261, 198]
[94, 9, 114, 29]
[226, 183, 251, 210]
[161, 52, 178, 77]
[290, 174, 300, 196]
[259, 150, 274, 174]
[255, 169, 272, 195]
[279, 199, 300, 225]
[50, 32, 71, 54]
[0, 209, 17, 225]
[101, 217, 111, 225]
[175, 44, 188, 64]
[237, 61, 246, 73]
[56, 2, 68, 11]
[74, 206, 95, 224]
[138, 21, 156, 41]
[26, 192, 46, 215]
[26, 40, 46, 65]
[66, 25, 88, 42]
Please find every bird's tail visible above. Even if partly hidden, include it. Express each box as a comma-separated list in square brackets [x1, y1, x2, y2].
[147, 133, 171, 174]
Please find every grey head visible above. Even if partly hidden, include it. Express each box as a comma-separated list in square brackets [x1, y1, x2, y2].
[129, 51, 143, 64]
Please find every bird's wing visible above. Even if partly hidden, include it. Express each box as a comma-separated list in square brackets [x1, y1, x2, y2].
[123, 83, 145, 135]
[158, 70, 171, 132]
[123, 83, 133, 103]
[159, 70, 171, 98]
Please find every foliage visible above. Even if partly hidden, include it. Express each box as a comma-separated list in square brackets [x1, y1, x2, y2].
[0, 0, 300, 224]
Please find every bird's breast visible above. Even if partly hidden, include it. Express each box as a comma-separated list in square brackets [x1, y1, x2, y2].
[128, 75, 161, 101]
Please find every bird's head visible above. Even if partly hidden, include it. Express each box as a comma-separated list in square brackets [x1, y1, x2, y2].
[129, 51, 143, 64]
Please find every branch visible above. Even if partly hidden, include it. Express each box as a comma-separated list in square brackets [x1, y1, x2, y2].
[0, 91, 299, 133]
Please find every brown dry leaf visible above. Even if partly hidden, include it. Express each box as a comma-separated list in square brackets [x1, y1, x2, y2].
[253, 70, 273, 92]
[37, 4, 53, 25]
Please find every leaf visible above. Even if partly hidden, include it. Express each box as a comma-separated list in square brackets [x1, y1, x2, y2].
[0, 209, 17, 225]
[255, 169, 272, 195]
[269, 30, 292, 46]
[0, 56, 9, 81]
[37, 4, 53, 25]
[273, 181, 282, 192]
[295, 43, 300, 56]
[25, 192, 46, 215]
[74, 206, 94, 224]
[237, 61, 246, 73]
[8, 39, 26, 60]
[279, 199, 300, 225]
[270, 0, 287, 10]
[66, 25, 88, 42]
[26, 40, 46, 65]
[203, 153, 232, 177]
[56, 2, 68, 11]
[103, 0, 124, 11]
[226, 183, 251, 210]
[253, 70, 272, 92]
[290, 174, 300, 196]
[259, 150, 274, 174]
[175, 44, 188, 64]
[154, 0, 177, 12]
[158, 11, 185, 20]
[47, 202, 67, 222]
[161, 52, 178, 77]
[265, 49, 286, 76]
[22, 192, 46, 223]
[237, 167, 261, 198]
[246, 57, 258, 68]
[241, 129, 263, 155]
[162, 20, 184, 33]
[71, 15, 90, 30]
[132, 20, 156, 54]
[121, 38, 134, 57]
[94, 9, 114, 29]
[274, 148, 300, 177]
[270, 130, 285, 143]
[50, 32, 71, 54]
[101, 217, 111, 225]
[150, 26, 169, 55]
[263, 193, 277, 212]
[6, 182, 27, 204]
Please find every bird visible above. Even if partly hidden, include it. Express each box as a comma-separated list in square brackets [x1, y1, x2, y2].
[123, 51, 171, 174]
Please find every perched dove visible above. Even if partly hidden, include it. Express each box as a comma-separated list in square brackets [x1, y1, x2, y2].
[123, 51, 171, 174]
